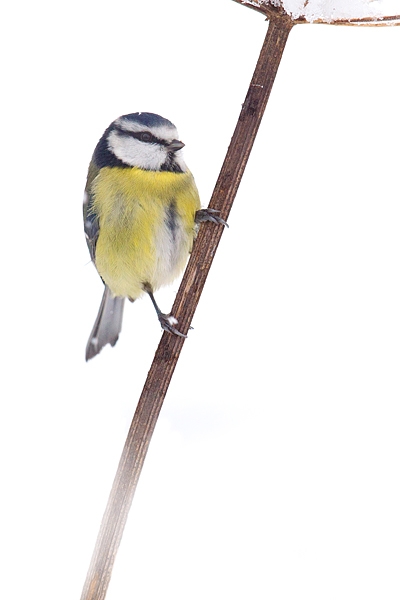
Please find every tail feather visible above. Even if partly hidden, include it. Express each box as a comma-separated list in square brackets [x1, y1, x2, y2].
[86, 286, 125, 361]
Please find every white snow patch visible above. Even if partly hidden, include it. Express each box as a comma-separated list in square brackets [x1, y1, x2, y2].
[243, 0, 400, 23]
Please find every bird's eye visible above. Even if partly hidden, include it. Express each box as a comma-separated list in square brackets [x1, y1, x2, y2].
[140, 132, 152, 142]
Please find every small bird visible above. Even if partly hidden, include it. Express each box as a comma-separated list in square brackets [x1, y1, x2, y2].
[84, 112, 225, 361]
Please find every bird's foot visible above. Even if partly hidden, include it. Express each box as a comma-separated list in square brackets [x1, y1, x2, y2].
[195, 208, 228, 228]
[158, 313, 187, 338]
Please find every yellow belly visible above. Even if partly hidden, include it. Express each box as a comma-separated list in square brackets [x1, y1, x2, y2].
[91, 167, 200, 299]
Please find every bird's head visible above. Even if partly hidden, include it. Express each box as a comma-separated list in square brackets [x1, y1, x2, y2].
[94, 112, 187, 173]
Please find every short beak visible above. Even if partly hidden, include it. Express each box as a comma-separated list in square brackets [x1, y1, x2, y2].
[167, 139, 185, 152]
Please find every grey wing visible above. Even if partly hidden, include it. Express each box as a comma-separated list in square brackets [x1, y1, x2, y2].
[83, 159, 101, 264]
[83, 190, 99, 263]
[83, 160, 126, 360]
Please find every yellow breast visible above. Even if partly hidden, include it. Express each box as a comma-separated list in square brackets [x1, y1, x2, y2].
[91, 167, 200, 299]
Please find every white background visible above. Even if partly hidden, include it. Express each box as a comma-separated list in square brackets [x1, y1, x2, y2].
[1, 1, 400, 598]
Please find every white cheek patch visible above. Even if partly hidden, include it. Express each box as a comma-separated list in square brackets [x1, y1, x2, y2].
[108, 130, 167, 170]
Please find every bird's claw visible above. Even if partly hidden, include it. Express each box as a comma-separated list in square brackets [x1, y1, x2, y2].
[195, 208, 229, 228]
[158, 313, 187, 338]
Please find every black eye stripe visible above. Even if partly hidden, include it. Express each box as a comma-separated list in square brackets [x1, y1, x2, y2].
[116, 127, 168, 147]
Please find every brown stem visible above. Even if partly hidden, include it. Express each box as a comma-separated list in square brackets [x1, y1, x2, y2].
[80, 15, 293, 600]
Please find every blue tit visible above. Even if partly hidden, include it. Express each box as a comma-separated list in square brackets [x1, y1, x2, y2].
[84, 112, 225, 361]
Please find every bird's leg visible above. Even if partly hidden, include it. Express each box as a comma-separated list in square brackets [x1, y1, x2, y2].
[144, 285, 187, 338]
[195, 208, 228, 228]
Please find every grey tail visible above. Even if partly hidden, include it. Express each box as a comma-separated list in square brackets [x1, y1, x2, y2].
[86, 286, 125, 361]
